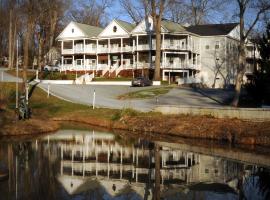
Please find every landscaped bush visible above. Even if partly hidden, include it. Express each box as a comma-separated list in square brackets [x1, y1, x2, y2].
[40, 72, 77, 80]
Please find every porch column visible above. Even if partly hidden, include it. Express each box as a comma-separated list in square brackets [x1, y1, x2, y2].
[72, 55, 75, 69]
[121, 38, 123, 52]
[162, 34, 165, 50]
[61, 41, 63, 54]
[83, 54, 86, 71]
[108, 39, 110, 53]
[61, 56, 64, 68]
[195, 54, 198, 71]
[83, 39, 86, 53]
[96, 40, 99, 70]
[121, 38, 123, 69]
[136, 35, 139, 68]
[72, 40, 75, 54]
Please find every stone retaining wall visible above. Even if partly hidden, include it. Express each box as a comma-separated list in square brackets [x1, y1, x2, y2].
[155, 105, 270, 121]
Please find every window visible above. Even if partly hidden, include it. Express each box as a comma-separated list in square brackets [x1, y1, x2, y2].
[215, 41, 220, 49]
[205, 45, 210, 49]
[205, 169, 209, 174]
[113, 26, 117, 32]
[170, 39, 174, 46]
[72, 28, 74, 33]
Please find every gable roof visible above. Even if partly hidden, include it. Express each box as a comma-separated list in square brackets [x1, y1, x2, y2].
[115, 19, 136, 33]
[161, 19, 187, 33]
[73, 22, 103, 38]
[186, 23, 239, 36]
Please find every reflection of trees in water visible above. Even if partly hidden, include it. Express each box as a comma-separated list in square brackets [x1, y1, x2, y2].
[238, 165, 270, 200]
[256, 169, 270, 199]
[10, 142, 61, 200]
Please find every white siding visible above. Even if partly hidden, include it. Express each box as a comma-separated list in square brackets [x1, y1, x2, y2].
[58, 22, 86, 39]
[99, 20, 129, 37]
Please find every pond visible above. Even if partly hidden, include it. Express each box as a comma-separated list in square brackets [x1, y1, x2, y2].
[0, 128, 269, 200]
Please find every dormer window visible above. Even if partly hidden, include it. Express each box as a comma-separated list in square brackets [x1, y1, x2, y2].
[72, 28, 74, 33]
[113, 26, 117, 32]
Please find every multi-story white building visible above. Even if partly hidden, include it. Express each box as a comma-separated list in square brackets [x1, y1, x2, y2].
[57, 17, 256, 88]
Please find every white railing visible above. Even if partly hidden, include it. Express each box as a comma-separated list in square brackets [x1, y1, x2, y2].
[98, 46, 108, 53]
[61, 65, 97, 71]
[62, 49, 73, 54]
[122, 46, 132, 52]
[163, 41, 187, 50]
[110, 46, 120, 53]
[85, 47, 96, 54]
[137, 44, 151, 51]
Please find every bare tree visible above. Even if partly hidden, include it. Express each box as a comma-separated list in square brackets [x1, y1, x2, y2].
[151, 0, 165, 81]
[167, 0, 226, 25]
[68, 0, 112, 27]
[119, 0, 151, 24]
[232, 0, 270, 106]
[8, 0, 17, 69]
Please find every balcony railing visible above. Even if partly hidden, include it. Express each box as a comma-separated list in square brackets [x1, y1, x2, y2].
[98, 46, 108, 53]
[122, 46, 132, 52]
[110, 46, 120, 53]
[62, 49, 73, 54]
[85, 47, 96, 54]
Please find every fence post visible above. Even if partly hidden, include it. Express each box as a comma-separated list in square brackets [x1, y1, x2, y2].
[93, 89, 96, 109]
[47, 83, 50, 98]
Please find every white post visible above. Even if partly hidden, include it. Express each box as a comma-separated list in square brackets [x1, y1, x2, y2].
[47, 84, 50, 98]
[35, 70, 38, 80]
[92, 89, 96, 109]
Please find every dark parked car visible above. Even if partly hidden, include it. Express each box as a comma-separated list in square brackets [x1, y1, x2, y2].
[131, 77, 152, 87]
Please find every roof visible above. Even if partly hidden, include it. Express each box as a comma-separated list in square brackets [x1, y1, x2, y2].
[115, 19, 136, 32]
[161, 19, 187, 33]
[73, 21, 103, 38]
[186, 23, 239, 36]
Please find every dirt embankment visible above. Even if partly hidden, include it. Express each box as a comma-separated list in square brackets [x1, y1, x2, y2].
[0, 110, 60, 136]
[1, 102, 270, 147]
[52, 114, 270, 147]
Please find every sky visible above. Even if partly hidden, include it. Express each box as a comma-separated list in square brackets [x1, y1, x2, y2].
[75, 0, 269, 32]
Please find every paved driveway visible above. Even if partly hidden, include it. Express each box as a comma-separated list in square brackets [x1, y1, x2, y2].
[38, 84, 221, 112]
[0, 68, 22, 82]
[0, 67, 222, 111]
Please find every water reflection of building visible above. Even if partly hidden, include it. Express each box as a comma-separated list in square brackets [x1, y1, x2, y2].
[39, 130, 245, 198]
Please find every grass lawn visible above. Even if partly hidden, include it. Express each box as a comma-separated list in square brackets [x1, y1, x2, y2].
[118, 86, 173, 99]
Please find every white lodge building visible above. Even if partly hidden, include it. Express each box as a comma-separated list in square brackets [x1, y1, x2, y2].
[57, 17, 256, 88]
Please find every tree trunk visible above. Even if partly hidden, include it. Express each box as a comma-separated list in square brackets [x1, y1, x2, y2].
[8, 8, 13, 69]
[232, 5, 246, 107]
[23, 18, 34, 90]
[154, 17, 161, 81]
[49, 10, 58, 49]
[37, 36, 44, 71]
[11, 21, 16, 70]
[153, 143, 160, 200]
